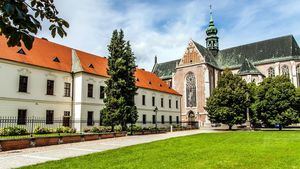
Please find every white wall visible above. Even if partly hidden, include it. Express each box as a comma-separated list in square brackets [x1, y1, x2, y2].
[0, 59, 72, 118]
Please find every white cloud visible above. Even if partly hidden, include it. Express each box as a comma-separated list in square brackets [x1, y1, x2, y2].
[37, 0, 300, 71]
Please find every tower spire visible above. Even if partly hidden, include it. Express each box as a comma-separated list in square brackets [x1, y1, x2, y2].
[205, 4, 219, 57]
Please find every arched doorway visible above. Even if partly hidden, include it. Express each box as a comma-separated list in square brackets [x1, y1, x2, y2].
[188, 111, 195, 128]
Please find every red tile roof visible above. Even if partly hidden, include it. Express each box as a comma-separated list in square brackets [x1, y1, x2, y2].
[0, 36, 180, 96]
[0, 36, 72, 72]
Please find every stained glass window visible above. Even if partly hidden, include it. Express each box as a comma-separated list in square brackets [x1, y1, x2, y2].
[186, 72, 196, 107]
[281, 65, 289, 78]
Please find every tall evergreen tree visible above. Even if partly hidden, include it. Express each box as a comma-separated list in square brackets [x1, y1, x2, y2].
[101, 30, 138, 131]
[252, 76, 299, 130]
[206, 69, 250, 130]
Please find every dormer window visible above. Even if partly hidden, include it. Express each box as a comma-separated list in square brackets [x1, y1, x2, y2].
[89, 64, 94, 68]
[53, 57, 60, 63]
[149, 81, 152, 85]
[160, 84, 162, 87]
[17, 48, 26, 55]
[136, 78, 139, 82]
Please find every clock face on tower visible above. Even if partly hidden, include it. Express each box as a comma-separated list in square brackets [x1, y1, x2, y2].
[186, 72, 196, 107]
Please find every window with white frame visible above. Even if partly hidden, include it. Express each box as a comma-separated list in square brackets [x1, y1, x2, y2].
[297, 64, 300, 87]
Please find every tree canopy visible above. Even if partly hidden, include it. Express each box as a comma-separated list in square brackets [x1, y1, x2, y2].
[252, 76, 299, 129]
[101, 30, 138, 131]
[0, 0, 68, 50]
[206, 69, 250, 129]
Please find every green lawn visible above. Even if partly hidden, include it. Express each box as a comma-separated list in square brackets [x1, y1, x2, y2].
[21, 131, 300, 169]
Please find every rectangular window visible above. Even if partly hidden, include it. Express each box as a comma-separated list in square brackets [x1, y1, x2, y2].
[143, 114, 146, 124]
[17, 109, 27, 125]
[46, 110, 54, 124]
[87, 111, 94, 126]
[64, 83, 71, 97]
[169, 116, 172, 124]
[152, 115, 156, 124]
[161, 115, 165, 124]
[100, 86, 105, 99]
[46, 80, 54, 95]
[19, 76, 28, 93]
[169, 99, 172, 108]
[176, 116, 179, 124]
[161, 98, 164, 107]
[99, 111, 103, 126]
[142, 95, 146, 105]
[176, 100, 179, 109]
[87, 84, 93, 98]
[152, 96, 155, 106]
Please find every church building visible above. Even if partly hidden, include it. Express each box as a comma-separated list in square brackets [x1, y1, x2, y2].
[152, 10, 300, 126]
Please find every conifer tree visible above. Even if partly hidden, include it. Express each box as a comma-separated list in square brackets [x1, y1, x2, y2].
[101, 30, 138, 131]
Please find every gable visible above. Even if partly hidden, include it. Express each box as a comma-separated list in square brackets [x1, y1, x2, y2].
[179, 40, 205, 66]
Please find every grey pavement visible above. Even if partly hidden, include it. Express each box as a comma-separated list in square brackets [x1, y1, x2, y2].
[0, 129, 219, 169]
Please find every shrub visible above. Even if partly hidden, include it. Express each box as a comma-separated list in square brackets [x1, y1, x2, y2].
[90, 126, 111, 133]
[34, 126, 53, 134]
[0, 127, 28, 136]
[114, 125, 122, 132]
[128, 125, 142, 132]
[56, 127, 76, 133]
[83, 128, 91, 133]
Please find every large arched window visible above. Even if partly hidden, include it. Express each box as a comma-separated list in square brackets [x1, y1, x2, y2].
[268, 67, 275, 77]
[186, 72, 196, 107]
[281, 65, 289, 78]
[297, 64, 300, 87]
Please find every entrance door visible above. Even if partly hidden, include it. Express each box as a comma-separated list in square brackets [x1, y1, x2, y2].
[63, 111, 71, 127]
[188, 111, 195, 128]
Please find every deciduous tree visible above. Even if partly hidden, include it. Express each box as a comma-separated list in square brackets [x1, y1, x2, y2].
[206, 69, 250, 130]
[0, 0, 68, 50]
[252, 76, 299, 130]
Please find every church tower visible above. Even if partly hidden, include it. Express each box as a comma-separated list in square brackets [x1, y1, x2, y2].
[206, 5, 219, 57]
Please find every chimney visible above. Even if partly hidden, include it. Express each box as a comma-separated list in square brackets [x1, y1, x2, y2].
[154, 55, 157, 64]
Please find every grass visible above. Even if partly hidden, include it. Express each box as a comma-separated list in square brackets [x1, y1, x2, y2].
[21, 131, 300, 169]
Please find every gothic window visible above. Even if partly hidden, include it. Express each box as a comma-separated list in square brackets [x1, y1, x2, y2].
[186, 72, 196, 107]
[268, 67, 275, 77]
[281, 65, 289, 78]
[297, 64, 300, 87]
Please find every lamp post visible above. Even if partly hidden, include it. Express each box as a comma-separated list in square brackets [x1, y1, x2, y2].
[246, 92, 251, 130]
[153, 106, 158, 132]
[196, 112, 200, 129]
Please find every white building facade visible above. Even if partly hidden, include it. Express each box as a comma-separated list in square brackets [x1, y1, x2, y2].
[0, 36, 181, 132]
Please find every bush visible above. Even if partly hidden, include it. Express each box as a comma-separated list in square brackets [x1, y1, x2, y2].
[90, 126, 112, 133]
[114, 125, 122, 132]
[34, 126, 53, 134]
[56, 127, 76, 134]
[0, 126, 28, 136]
[128, 125, 142, 132]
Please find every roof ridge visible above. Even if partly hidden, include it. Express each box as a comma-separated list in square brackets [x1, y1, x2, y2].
[221, 34, 294, 51]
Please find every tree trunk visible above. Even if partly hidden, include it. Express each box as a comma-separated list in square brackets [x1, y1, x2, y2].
[111, 125, 114, 132]
[229, 125, 232, 130]
[279, 124, 282, 131]
[121, 122, 127, 131]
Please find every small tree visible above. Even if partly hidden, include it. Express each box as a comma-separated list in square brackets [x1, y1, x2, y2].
[252, 76, 299, 130]
[206, 69, 250, 130]
[101, 30, 138, 131]
[0, 0, 69, 50]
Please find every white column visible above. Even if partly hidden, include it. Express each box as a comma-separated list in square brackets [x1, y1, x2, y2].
[275, 62, 280, 76]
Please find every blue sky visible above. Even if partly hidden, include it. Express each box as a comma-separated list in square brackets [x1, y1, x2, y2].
[37, 0, 300, 71]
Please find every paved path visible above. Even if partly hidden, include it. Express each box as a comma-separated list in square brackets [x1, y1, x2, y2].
[0, 129, 218, 169]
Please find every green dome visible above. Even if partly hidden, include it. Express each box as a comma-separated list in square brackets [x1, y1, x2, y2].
[206, 17, 218, 35]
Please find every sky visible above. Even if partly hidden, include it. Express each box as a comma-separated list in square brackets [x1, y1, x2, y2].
[37, 0, 300, 71]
